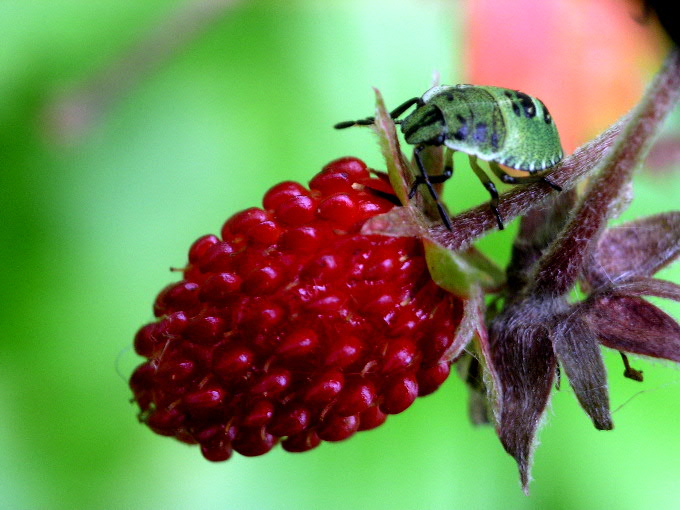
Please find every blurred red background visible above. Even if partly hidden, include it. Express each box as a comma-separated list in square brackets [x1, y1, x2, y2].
[465, 0, 668, 154]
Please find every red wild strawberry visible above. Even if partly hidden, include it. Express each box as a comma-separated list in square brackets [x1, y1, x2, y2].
[130, 157, 464, 461]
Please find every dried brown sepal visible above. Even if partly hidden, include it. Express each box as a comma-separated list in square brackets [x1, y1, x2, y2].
[465, 288, 499, 425]
[551, 313, 613, 430]
[584, 293, 680, 363]
[612, 276, 680, 300]
[487, 298, 559, 493]
[447, 294, 488, 363]
[645, 136, 680, 174]
[360, 206, 428, 238]
[584, 212, 680, 289]
[456, 352, 493, 425]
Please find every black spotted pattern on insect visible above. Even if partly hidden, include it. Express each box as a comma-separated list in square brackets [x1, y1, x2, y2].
[335, 84, 564, 230]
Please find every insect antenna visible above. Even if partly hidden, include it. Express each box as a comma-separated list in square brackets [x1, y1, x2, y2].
[334, 118, 375, 129]
[334, 97, 420, 130]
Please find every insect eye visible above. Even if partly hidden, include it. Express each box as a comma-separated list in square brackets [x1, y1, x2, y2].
[431, 133, 446, 145]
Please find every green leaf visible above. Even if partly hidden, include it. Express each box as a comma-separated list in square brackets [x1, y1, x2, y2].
[424, 239, 503, 296]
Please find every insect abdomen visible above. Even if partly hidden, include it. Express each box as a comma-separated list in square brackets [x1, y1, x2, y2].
[480, 86, 563, 170]
[437, 87, 508, 159]
[402, 85, 563, 171]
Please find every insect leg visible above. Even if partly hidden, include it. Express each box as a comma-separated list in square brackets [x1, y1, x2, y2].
[407, 148, 454, 198]
[541, 176, 563, 192]
[469, 156, 504, 230]
[440, 147, 454, 182]
[412, 145, 452, 230]
[488, 162, 562, 191]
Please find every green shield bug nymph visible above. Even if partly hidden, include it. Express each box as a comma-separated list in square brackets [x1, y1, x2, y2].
[334, 84, 564, 230]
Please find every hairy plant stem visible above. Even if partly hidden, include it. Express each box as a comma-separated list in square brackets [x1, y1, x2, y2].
[531, 48, 680, 296]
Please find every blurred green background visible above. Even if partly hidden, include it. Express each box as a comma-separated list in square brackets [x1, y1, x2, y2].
[2, 1, 679, 509]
